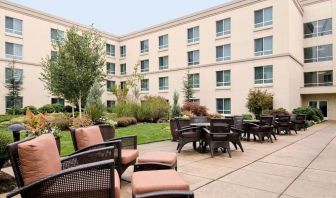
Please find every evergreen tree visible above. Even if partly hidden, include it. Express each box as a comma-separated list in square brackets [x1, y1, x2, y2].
[85, 80, 105, 121]
[182, 72, 194, 102]
[5, 60, 23, 115]
[171, 90, 181, 118]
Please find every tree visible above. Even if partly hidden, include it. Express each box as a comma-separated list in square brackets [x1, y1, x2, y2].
[126, 63, 144, 102]
[182, 71, 194, 102]
[5, 60, 23, 115]
[171, 90, 181, 118]
[40, 26, 105, 118]
[85, 80, 105, 121]
[246, 89, 273, 116]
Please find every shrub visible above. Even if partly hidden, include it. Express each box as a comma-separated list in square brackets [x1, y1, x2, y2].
[52, 104, 64, 113]
[292, 106, 324, 122]
[85, 80, 105, 121]
[38, 104, 55, 113]
[246, 89, 273, 116]
[181, 102, 208, 116]
[23, 106, 38, 114]
[242, 113, 255, 120]
[0, 133, 12, 169]
[70, 114, 93, 128]
[171, 91, 181, 118]
[6, 108, 24, 115]
[114, 117, 137, 127]
[113, 102, 140, 118]
[263, 108, 290, 116]
[47, 113, 70, 130]
[139, 96, 170, 122]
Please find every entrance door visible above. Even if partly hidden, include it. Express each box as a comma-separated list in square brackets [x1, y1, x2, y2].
[309, 100, 328, 119]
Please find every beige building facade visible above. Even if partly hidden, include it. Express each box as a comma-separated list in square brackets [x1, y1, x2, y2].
[0, 0, 335, 119]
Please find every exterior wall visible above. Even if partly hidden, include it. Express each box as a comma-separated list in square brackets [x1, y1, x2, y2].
[0, 0, 334, 119]
[302, 94, 336, 120]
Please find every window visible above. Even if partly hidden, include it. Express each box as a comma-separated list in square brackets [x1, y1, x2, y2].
[188, 73, 200, 88]
[5, 42, 22, 60]
[254, 7, 273, 28]
[120, 45, 126, 57]
[188, 50, 200, 66]
[159, 35, 168, 49]
[141, 79, 149, 91]
[120, 81, 126, 89]
[159, 77, 169, 91]
[5, 96, 23, 110]
[5, 68, 23, 84]
[5, 16, 22, 35]
[140, 40, 149, 53]
[50, 28, 64, 42]
[120, 64, 126, 75]
[107, 100, 116, 108]
[255, 65, 273, 84]
[51, 98, 64, 106]
[141, 60, 149, 72]
[304, 71, 333, 87]
[51, 51, 57, 62]
[254, 36, 273, 56]
[159, 56, 169, 70]
[216, 44, 231, 62]
[304, 44, 333, 63]
[106, 80, 115, 92]
[187, 26, 200, 43]
[216, 18, 231, 37]
[216, 98, 231, 115]
[106, 62, 115, 75]
[304, 18, 332, 38]
[216, 70, 231, 87]
[106, 44, 115, 56]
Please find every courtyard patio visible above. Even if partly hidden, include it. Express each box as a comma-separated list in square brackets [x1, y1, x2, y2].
[3, 121, 335, 198]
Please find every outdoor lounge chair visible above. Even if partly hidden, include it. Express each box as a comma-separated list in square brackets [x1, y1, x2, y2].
[291, 114, 307, 131]
[275, 115, 295, 135]
[170, 118, 192, 141]
[203, 118, 232, 158]
[176, 119, 200, 153]
[230, 116, 244, 152]
[70, 125, 138, 175]
[249, 116, 274, 143]
[6, 134, 120, 198]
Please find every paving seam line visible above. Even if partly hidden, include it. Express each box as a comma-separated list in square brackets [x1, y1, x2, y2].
[192, 123, 331, 192]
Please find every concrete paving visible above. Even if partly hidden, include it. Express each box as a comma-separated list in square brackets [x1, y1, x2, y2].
[1, 121, 336, 198]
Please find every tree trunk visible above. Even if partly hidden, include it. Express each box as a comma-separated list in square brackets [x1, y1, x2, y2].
[78, 92, 82, 118]
[72, 106, 75, 118]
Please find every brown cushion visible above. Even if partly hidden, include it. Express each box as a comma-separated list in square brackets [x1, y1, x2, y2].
[121, 149, 139, 164]
[138, 152, 177, 165]
[114, 169, 120, 198]
[132, 170, 189, 195]
[18, 134, 62, 185]
[75, 126, 104, 150]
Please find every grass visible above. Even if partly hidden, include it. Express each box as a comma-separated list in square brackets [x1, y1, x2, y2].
[0, 123, 171, 157]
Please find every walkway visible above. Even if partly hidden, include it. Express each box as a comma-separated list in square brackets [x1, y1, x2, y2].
[1, 121, 336, 198]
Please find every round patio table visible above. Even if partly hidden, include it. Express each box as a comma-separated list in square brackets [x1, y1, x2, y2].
[189, 123, 210, 153]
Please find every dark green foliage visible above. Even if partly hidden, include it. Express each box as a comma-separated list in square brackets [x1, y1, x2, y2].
[242, 113, 254, 120]
[85, 80, 105, 121]
[171, 91, 181, 118]
[63, 105, 73, 113]
[139, 96, 170, 122]
[113, 103, 140, 118]
[182, 72, 194, 102]
[292, 106, 324, 122]
[52, 104, 64, 113]
[247, 89, 273, 116]
[38, 104, 56, 113]
[263, 108, 290, 116]
[5, 108, 23, 115]
[23, 106, 38, 114]
[0, 133, 12, 169]
[114, 117, 137, 127]
[5, 60, 23, 115]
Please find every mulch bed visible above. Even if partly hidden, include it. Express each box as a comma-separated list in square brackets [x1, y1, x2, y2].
[0, 171, 17, 194]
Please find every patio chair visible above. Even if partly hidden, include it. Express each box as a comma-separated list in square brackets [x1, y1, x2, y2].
[170, 118, 191, 141]
[203, 119, 232, 158]
[249, 116, 274, 143]
[176, 119, 200, 153]
[230, 116, 244, 152]
[70, 125, 138, 175]
[275, 115, 295, 135]
[291, 114, 307, 131]
[6, 134, 120, 198]
[191, 116, 209, 123]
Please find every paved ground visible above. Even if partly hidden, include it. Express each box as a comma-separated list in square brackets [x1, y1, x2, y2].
[1, 121, 336, 198]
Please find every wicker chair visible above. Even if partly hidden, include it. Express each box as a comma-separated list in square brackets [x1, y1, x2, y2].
[6, 137, 119, 198]
[230, 116, 244, 152]
[191, 116, 209, 123]
[176, 119, 200, 153]
[291, 114, 307, 131]
[170, 119, 191, 141]
[275, 115, 295, 135]
[249, 116, 274, 143]
[203, 119, 232, 158]
[70, 126, 137, 175]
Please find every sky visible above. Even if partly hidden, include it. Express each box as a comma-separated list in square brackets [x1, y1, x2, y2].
[11, 0, 231, 35]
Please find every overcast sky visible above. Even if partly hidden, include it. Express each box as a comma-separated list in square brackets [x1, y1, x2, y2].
[11, 0, 231, 35]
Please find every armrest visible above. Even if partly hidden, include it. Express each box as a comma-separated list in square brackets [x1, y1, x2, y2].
[177, 126, 199, 133]
[231, 127, 244, 133]
[70, 140, 122, 155]
[112, 135, 137, 149]
[136, 190, 194, 198]
[203, 128, 231, 136]
[248, 123, 260, 128]
[134, 162, 175, 172]
[61, 145, 119, 169]
[7, 160, 115, 198]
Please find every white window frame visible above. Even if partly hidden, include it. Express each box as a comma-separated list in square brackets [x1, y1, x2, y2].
[5, 16, 23, 35]
[5, 42, 23, 60]
[216, 18, 231, 37]
[187, 26, 200, 44]
[159, 34, 168, 49]
[304, 18, 332, 38]
[120, 64, 126, 75]
[106, 62, 115, 75]
[254, 36, 273, 56]
[189, 73, 200, 89]
[188, 50, 200, 66]
[140, 40, 149, 53]
[120, 45, 126, 57]
[216, 70, 231, 87]
[159, 56, 169, 70]
[304, 71, 333, 87]
[159, 77, 169, 91]
[106, 80, 115, 92]
[216, 98, 231, 115]
[106, 44, 115, 57]
[254, 65, 273, 84]
[141, 79, 149, 91]
[216, 44, 231, 62]
[254, 7, 273, 28]
[141, 60, 149, 72]
[304, 44, 333, 63]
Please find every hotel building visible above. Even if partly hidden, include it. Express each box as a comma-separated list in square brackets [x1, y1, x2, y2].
[0, 0, 335, 119]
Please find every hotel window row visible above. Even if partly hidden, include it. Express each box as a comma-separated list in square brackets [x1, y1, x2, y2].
[304, 18, 332, 38]
[304, 44, 333, 63]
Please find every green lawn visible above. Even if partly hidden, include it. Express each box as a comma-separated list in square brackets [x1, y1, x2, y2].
[0, 123, 171, 156]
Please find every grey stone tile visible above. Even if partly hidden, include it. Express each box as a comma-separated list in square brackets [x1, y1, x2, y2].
[284, 179, 336, 198]
[179, 162, 234, 180]
[242, 162, 303, 178]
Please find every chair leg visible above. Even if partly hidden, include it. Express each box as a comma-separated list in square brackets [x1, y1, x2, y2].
[272, 133, 277, 140]
[258, 134, 263, 143]
[232, 142, 238, 150]
[176, 143, 180, 150]
[227, 146, 232, 158]
[210, 143, 214, 158]
[269, 134, 273, 143]
[237, 142, 244, 152]
[193, 142, 197, 150]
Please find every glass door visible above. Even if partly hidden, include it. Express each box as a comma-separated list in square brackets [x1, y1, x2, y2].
[319, 101, 328, 119]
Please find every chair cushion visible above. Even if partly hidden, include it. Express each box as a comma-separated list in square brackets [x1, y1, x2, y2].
[75, 126, 104, 150]
[114, 169, 120, 198]
[132, 170, 189, 195]
[121, 149, 139, 164]
[138, 152, 177, 165]
[18, 134, 62, 185]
